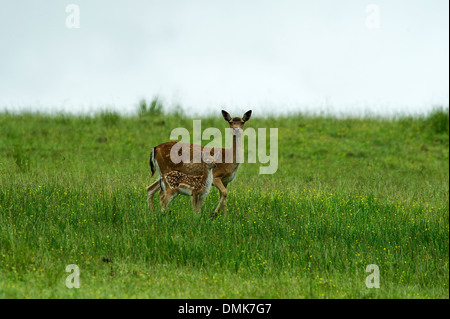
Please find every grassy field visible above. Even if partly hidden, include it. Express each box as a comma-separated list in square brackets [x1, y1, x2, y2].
[0, 104, 448, 298]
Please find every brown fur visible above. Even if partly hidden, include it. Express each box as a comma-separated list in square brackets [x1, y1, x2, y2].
[146, 110, 252, 217]
[158, 152, 217, 213]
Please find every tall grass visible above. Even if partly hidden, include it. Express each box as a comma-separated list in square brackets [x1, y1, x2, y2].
[0, 106, 448, 298]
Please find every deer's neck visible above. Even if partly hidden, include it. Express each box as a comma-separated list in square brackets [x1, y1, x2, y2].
[232, 132, 242, 165]
[201, 167, 214, 191]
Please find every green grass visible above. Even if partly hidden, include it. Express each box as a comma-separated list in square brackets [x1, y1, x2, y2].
[0, 106, 448, 298]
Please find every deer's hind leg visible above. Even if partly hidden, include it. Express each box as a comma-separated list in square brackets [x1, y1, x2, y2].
[146, 179, 161, 210]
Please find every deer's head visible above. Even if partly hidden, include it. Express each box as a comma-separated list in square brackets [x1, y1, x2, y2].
[201, 151, 220, 170]
[221, 110, 252, 135]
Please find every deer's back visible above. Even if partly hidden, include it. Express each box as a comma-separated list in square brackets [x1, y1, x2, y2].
[154, 142, 237, 180]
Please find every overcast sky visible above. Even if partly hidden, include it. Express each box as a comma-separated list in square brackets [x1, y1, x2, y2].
[0, 0, 448, 116]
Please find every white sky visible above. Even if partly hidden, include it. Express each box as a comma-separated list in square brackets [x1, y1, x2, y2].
[0, 0, 448, 116]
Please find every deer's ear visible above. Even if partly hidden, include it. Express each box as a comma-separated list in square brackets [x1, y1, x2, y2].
[201, 151, 207, 162]
[222, 110, 232, 122]
[243, 110, 252, 122]
[213, 150, 221, 161]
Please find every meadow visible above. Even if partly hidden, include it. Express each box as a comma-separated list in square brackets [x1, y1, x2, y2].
[0, 102, 448, 298]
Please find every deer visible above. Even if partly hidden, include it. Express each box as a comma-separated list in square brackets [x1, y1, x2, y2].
[158, 151, 220, 213]
[146, 110, 252, 217]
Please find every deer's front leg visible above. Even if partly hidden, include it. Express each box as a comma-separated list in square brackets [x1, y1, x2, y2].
[196, 196, 204, 214]
[213, 178, 227, 217]
[192, 194, 199, 214]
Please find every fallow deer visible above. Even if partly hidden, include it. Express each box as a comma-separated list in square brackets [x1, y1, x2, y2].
[158, 151, 220, 213]
[146, 110, 252, 217]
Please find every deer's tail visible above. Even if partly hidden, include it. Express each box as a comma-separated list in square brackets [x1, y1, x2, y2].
[149, 147, 156, 177]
